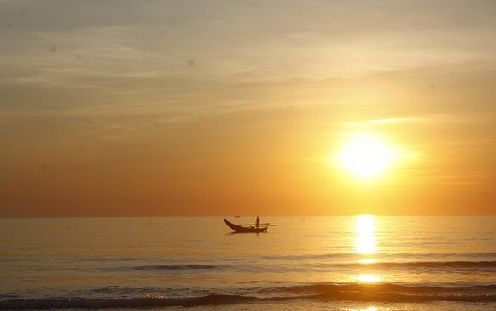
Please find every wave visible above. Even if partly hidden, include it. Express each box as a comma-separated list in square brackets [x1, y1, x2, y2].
[274, 282, 496, 303]
[0, 294, 255, 310]
[309, 260, 496, 270]
[129, 264, 222, 271]
[115, 260, 496, 273]
[362, 260, 496, 269]
[2, 283, 496, 309]
[260, 252, 496, 261]
[277, 282, 496, 296]
[257, 260, 496, 271]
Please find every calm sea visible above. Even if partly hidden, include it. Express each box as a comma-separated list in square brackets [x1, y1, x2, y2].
[1, 216, 495, 310]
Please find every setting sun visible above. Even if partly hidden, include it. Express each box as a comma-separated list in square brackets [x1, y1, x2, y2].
[336, 133, 397, 181]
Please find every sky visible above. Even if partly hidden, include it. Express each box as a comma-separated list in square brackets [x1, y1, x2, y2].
[1, 0, 496, 216]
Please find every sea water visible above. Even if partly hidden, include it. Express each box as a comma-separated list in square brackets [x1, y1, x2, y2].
[1, 216, 495, 310]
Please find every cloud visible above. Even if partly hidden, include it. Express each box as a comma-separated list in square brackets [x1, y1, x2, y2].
[2, 0, 496, 88]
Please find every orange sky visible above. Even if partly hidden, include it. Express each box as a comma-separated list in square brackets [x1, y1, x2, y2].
[1, 1, 495, 216]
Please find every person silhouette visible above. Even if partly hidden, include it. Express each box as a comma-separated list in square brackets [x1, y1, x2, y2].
[255, 216, 260, 229]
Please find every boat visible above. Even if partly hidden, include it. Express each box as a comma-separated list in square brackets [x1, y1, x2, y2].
[224, 218, 268, 233]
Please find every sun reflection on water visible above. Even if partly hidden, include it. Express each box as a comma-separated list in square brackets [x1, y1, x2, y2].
[357, 274, 381, 283]
[358, 258, 377, 265]
[354, 215, 381, 284]
[355, 215, 376, 254]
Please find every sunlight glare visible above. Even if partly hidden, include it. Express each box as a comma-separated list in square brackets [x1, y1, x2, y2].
[355, 215, 376, 254]
[358, 274, 381, 283]
[358, 258, 377, 265]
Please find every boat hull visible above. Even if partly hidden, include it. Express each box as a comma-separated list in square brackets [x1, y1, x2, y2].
[224, 219, 267, 233]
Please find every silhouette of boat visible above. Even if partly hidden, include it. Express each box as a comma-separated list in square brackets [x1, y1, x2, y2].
[224, 218, 268, 233]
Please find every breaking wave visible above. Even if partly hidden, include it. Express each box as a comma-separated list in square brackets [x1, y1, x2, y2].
[2, 283, 496, 309]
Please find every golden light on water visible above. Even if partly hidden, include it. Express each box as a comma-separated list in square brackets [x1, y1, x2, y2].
[336, 132, 397, 181]
[355, 215, 381, 284]
[358, 258, 377, 265]
[355, 215, 377, 254]
[357, 274, 381, 283]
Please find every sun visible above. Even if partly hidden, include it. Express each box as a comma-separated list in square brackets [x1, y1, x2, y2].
[336, 132, 397, 181]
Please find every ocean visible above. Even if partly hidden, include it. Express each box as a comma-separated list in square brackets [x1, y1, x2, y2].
[1, 216, 495, 310]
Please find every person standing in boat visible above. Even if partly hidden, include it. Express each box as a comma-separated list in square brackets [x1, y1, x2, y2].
[255, 216, 260, 229]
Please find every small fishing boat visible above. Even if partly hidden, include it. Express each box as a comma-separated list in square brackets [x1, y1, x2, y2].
[224, 218, 268, 233]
